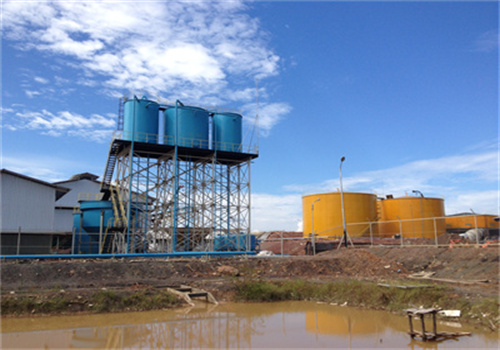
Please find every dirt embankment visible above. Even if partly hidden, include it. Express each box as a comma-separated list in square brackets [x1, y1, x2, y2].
[2, 247, 498, 298]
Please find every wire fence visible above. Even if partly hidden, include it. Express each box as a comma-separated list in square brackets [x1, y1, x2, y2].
[259, 214, 500, 256]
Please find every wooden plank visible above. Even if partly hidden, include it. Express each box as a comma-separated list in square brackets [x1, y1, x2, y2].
[378, 283, 432, 289]
[405, 308, 442, 315]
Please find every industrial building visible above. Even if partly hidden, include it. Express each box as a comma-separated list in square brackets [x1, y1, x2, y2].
[0, 169, 69, 254]
[0, 170, 105, 254]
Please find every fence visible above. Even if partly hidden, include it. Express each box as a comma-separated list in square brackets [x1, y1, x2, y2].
[259, 214, 500, 256]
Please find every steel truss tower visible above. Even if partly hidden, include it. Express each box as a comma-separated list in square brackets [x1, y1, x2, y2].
[109, 139, 256, 255]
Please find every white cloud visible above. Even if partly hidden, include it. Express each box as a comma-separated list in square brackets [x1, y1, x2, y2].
[34, 76, 49, 84]
[2, 1, 280, 105]
[252, 193, 302, 232]
[1, 155, 85, 183]
[264, 148, 499, 231]
[445, 190, 499, 216]
[243, 102, 292, 136]
[10, 109, 116, 143]
[471, 29, 499, 53]
[25, 90, 41, 98]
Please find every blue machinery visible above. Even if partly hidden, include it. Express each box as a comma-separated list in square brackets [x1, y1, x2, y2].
[70, 96, 259, 258]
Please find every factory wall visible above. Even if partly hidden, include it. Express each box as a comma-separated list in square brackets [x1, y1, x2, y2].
[0, 169, 62, 233]
[0, 169, 70, 255]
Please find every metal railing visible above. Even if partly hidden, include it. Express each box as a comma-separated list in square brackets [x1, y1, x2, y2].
[112, 131, 259, 155]
[259, 214, 500, 256]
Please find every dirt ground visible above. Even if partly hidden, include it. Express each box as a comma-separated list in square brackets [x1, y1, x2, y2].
[1, 245, 498, 302]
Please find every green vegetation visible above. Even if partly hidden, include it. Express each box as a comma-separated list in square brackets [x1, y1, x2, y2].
[234, 279, 499, 329]
[1, 288, 182, 316]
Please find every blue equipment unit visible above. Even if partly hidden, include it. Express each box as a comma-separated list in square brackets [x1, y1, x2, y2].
[164, 106, 209, 148]
[123, 96, 159, 143]
[79, 200, 115, 233]
[212, 112, 242, 152]
[73, 212, 96, 254]
[214, 234, 257, 251]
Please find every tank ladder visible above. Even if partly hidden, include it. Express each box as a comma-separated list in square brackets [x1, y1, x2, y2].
[117, 97, 125, 131]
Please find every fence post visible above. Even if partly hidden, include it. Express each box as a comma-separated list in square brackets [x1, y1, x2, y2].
[398, 217, 403, 246]
[71, 227, 76, 255]
[99, 210, 104, 254]
[474, 215, 479, 247]
[17, 226, 21, 255]
[433, 217, 438, 247]
[368, 219, 373, 247]
[281, 231, 284, 257]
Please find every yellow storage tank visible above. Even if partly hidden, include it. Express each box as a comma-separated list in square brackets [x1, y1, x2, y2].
[445, 214, 499, 232]
[377, 196, 445, 239]
[302, 192, 378, 238]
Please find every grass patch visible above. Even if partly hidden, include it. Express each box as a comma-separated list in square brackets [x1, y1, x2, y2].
[234, 279, 499, 328]
[1, 288, 182, 316]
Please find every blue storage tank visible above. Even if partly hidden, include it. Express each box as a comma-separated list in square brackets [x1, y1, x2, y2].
[123, 96, 159, 143]
[164, 106, 209, 148]
[212, 112, 242, 152]
[79, 201, 115, 233]
[73, 212, 95, 254]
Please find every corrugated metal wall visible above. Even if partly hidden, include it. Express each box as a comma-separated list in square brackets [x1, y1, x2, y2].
[0, 172, 56, 233]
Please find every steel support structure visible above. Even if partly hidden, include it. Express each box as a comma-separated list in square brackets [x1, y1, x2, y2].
[110, 141, 254, 255]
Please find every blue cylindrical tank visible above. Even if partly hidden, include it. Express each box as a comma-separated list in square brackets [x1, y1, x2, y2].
[212, 112, 242, 152]
[73, 212, 95, 254]
[164, 106, 209, 148]
[79, 201, 115, 233]
[123, 97, 159, 143]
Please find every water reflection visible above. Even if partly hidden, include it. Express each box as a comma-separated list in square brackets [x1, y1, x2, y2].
[1, 301, 497, 349]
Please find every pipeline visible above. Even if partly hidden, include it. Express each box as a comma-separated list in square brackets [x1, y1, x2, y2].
[1, 251, 256, 260]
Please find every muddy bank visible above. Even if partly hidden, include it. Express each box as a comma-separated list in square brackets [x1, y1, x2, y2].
[2, 247, 498, 291]
[1, 247, 498, 328]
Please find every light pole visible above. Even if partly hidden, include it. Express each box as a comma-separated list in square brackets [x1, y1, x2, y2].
[340, 156, 348, 248]
[412, 190, 425, 238]
[311, 198, 320, 255]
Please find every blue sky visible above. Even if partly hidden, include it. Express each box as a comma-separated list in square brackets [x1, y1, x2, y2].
[1, 1, 498, 231]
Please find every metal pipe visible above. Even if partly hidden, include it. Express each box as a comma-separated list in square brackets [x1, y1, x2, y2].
[311, 198, 320, 255]
[339, 156, 348, 248]
[16, 226, 21, 255]
[99, 210, 104, 254]
[1, 251, 257, 260]
[412, 190, 425, 238]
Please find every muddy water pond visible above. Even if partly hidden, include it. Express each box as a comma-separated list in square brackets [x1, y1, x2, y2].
[1, 301, 498, 349]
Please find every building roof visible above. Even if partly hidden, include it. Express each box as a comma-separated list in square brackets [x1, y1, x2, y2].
[54, 172, 100, 184]
[0, 169, 70, 200]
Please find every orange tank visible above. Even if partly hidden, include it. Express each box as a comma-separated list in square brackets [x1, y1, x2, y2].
[377, 196, 445, 239]
[302, 192, 378, 238]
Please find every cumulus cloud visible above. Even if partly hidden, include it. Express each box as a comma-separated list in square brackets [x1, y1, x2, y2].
[2, 1, 280, 103]
[252, 193, 302, 232]
[243, 102, 292, 136]
[278, 148, 499, 223]
[252, 150, 497, 231]
[7, 109, 116, 143]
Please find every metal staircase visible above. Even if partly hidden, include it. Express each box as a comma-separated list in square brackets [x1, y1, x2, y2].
[110, 185, 127, 227]
[100, 141, 121, 200]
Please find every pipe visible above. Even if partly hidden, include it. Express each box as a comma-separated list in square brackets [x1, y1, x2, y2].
[1, 251, 256, 260]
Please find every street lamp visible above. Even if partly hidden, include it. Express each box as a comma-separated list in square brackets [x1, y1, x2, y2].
[340, 156, 348, 248]
[311, 198, 320, 255]
[412, 190, 425, 238]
